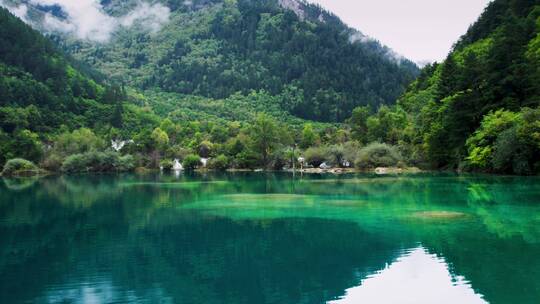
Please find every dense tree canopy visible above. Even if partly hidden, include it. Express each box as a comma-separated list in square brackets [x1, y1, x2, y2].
[1, 0, 539, 175]
[54, 0, 418, 122]
[345, 0, 540, 174]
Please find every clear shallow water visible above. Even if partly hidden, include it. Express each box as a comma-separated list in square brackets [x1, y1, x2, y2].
[0, 172, 539, 303]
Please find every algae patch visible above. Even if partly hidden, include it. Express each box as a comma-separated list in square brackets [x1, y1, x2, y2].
[221, 193, 313, 202]
[410, 211, 469, 220]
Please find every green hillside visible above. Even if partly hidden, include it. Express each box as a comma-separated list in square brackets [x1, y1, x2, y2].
[353, 0, 540, 174]
[1, 0, 538, 175]
[0, 7, 129, 165]
[52, 0, 418, 122]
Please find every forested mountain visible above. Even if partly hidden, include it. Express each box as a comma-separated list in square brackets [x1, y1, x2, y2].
[1, 0, 538, 175]
[353, 0, 540, 174]
[10, 0, 419, 122]
[0, 7, 129, 165]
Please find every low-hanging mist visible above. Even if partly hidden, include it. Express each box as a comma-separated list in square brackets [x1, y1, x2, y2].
[0, 0, 171, 42]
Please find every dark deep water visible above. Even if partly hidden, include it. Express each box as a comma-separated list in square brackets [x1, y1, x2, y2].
[0, 172, 539, 303]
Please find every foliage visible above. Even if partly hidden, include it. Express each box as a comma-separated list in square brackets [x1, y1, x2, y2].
[326, 145, 346, 167]
[373, 0, 540, 171]
[465, 110, 519, 169]
[1, 0, 538, 175]
[53, 128, 105, 156]
[1, 158, 39, 176]
[304, 147, 328, 167]
[160, 159, 173, 171]
[61, 152, 135, 173]
[348, 106, 370, 143]
[183, 154, 201, 171]
[208, 155, 229, 171]
[151, 127, 170, 151]
[355, 143, 403, 169]
[198, 140, 214, 158]
[56, 0, 418, 122]
[300, 123, 318, 149]
[249, 113, 281, 167]
[465, 108, 540, 174]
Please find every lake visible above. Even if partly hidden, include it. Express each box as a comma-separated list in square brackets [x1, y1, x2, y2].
[0, 172, 539, 303]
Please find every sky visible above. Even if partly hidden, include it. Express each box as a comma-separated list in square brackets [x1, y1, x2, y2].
[310, 0, 492, 63]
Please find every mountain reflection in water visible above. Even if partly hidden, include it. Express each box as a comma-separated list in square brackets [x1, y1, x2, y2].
[0, 173, 539, 304]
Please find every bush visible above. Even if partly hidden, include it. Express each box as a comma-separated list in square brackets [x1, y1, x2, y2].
[355, 142, 403, 169]
[61, 154, 87, 173]
[160, 159, 173, 171]
[61, 151, 135, 173]
[2, 158, 39, 176]
[342, 141, 361, 166]
[232, 150, 259, 169]
[269, 149, 289, 170]
[165, 145, 191, 160]
[117, 155, 136, 172]
[491, 127, 519, 173]
[465, 107, 540, 174]
[53, 128, 104, 156]
[304, 147, 328, 167]
[327, 145, 345, 167]
[41, 153, 63, 171]
[198, 140, 214, 158]
[208, 155, 229, 171]
[183, 154, 201, 171]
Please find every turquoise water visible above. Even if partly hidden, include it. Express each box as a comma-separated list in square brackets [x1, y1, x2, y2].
[0, 172, 539, 303]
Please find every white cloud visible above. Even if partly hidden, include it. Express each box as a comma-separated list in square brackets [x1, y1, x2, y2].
[31, 0, 116, 42]
[0, 0, 29, 21]
[0, 0, 171, 42]
[120, 2, 171, 33]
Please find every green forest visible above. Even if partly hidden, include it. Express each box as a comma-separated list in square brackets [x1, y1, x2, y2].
[0, 0, 539, 176]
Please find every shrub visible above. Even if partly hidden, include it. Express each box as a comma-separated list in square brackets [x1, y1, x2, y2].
[269, 149, 289, 170]
[41, 153, 63, 171]
[183, 154, 201, 171]
[62, 154, 88, 173]
[160, 159, 173, 171]
[198, 140, 214, 158]
[1, 158, 39, 176]
[117, 155, 136, 172]
[61, 151, 135, 173]
[304, 147, 328, 167]
[53, 128, 104, 156]
[327, 145, 346, 167]
[342, 141, 361, 166]
[165, 145, 191, 160]
[232, 150, 259, 169]
[208, 155, 229, 171]
[465, 107, 540, 174]
[355, 143, 403, 169]
[491, 127, 519, 173]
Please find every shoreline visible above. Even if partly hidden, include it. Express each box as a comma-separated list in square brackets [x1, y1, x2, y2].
[283, 167, 423, 175]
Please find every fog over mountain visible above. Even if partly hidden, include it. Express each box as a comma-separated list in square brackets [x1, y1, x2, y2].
[0, 0, 171, 41]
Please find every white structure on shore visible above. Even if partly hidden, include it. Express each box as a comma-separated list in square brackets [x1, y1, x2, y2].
[111, 139, 134, 152]
[173, 159, 183, 171]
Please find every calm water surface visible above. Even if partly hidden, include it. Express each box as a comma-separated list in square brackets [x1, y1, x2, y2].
[0, 172, 539, 303]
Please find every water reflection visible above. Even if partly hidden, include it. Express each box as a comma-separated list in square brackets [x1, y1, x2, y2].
[0, 173, 539, 303]
[330, 247, 486, 304]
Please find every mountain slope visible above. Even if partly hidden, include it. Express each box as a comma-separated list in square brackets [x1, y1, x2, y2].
[0, 6, 127, 164]
[397, 0, 540, 173]
[6, 0, 419, 122]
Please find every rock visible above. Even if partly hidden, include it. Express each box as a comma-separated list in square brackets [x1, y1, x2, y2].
[411, 211, 468, 220]
[374, 167, 403, 174]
